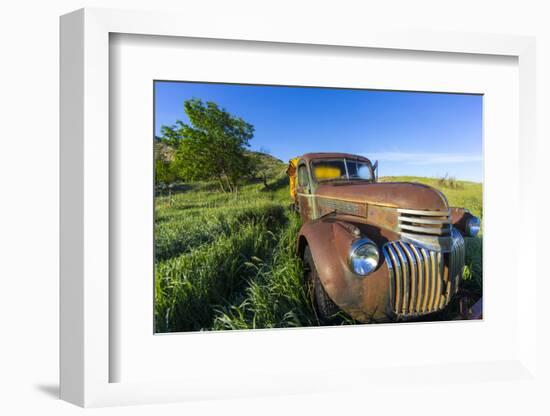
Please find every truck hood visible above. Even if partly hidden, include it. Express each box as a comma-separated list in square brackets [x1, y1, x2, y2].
[315, 181, 449, 211]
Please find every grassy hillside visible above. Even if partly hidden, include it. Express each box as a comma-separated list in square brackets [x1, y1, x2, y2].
[155, 173, 483, 332]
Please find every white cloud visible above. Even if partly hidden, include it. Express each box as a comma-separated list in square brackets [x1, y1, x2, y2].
[364, 152, 481, 165]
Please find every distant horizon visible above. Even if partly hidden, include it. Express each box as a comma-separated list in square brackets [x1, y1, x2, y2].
[155, 81, 483, 182]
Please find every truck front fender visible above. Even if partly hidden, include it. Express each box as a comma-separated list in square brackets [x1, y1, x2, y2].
[297, 217, 392, 322]
[450, 207, 477, 235]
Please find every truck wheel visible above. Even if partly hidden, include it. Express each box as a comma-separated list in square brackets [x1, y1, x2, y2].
[303, 246, 340, 324]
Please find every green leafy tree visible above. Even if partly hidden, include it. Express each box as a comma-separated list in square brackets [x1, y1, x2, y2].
[155, 158, 177, 187]
[246, 152, 274, 190]
[159, 124, 184, 147]
[164, 99, 254, 193]
[154, 141, 180, 203]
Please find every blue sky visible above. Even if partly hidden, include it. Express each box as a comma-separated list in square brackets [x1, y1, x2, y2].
[155, 81, 483, 182]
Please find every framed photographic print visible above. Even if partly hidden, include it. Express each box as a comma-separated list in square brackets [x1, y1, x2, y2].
[60, 7, 538, 408]
[152, 81, 483, 334]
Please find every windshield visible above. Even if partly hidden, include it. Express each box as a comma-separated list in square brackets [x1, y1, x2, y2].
[311, 158, 373, 182]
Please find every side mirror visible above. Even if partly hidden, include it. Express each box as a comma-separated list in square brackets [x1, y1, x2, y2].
[373, 160, 379, 181]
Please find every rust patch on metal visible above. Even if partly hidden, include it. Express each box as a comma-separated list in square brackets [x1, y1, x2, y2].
[367, 204, 399, 232]
[317, 197, 366, 217]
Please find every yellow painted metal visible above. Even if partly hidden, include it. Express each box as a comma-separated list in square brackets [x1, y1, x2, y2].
[286, 157, 300, 200]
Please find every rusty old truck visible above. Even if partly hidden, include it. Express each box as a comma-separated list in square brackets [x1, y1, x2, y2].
[286, 152, 480, 323]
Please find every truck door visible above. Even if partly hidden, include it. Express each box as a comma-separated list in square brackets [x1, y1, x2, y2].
[296, 162, 314, 222]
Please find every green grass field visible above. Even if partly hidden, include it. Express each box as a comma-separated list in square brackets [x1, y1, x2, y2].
[155, 174, 483, 332]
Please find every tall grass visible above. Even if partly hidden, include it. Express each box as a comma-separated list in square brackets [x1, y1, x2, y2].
[212, 214, 318, 330]
[154, 180, 292, 332]
[155, 221, 281, 332]
[462, 236, 483, 295]
[155, 202, 286, 261]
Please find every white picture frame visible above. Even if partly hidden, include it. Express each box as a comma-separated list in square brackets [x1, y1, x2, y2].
[60, 7, 538, 408]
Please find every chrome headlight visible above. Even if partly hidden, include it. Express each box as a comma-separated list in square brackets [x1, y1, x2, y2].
[348, 238, 379, 276]
[466, 216, 481, 237]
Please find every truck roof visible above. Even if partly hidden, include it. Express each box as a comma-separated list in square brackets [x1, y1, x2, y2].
[298, 152, 372, 164]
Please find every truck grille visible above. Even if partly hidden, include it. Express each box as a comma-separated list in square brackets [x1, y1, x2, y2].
[397, 208, 452, 252]
[382, 228, 465, 318]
